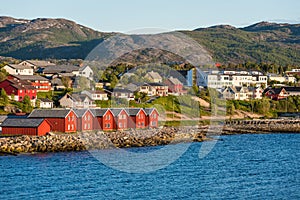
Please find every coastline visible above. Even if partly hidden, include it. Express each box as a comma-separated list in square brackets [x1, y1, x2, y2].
[1, 119, 300, 156]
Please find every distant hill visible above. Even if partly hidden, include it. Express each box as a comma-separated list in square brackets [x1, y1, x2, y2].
[0, 16, 112, 59]
[0, 17, 299, 66]
[182, 21, 300, 65]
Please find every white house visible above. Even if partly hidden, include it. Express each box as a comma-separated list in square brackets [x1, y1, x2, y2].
[81, 90, 108, 100]
[38, 98, 54, 109]
[145, 71, 163, 83]
[196, 68, 267, 89]
[4, 64, 33, 75]
[19, 60, 55, 71]
[78, 66, 94, 80]
[221, 86, 249, 100]
[59, 93, 96, 108]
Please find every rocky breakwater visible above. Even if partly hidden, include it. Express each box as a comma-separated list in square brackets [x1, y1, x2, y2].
[0, 127, 208, 155]
[223, 119, 300, 134]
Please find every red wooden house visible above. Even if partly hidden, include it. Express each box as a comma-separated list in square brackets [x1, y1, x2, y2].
[28, 109, 77, 133]
[1, 118, 51, 136]
[7, 75, 51, 92]
[73, 109, 94, 131]
[90, 108, 112, 131]
[127, 108, 147, 129]
[264, 88, 289, 100]
[0, 79, 37, 102]
[164, 76, 184, 95]
[144, 108, 159, 128]
[110, 108, 129, 130]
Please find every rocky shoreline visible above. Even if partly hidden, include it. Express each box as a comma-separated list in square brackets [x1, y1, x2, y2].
[1, 120, 300, 156]
[0, 127, 208, 155]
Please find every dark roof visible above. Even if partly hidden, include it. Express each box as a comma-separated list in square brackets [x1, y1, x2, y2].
[28, 109, 72, 118]
[283, 87, 300, 92]
[43, 65, 79, 74]
[90, 108, 109, 117]
[10, 75, 49, 81]
[6, 64, 31, 70]
[143, 108, 158, 115]
[1, 118, 45, 127]
[126, 108, 142, 116]
[110, 108, 124, 116]
[144, 82, 167, 87]
[73, 109, 89, 117]
[39, 98, 53, 103]
[111, 88, 133, 93]
[3, 79, 36, 90]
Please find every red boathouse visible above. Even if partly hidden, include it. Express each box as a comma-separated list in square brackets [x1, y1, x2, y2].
[144, 108, 159, 128]
[127, 108, 147, 129]
[28, 109, 77, 133]
[1, 118, 51, 136]
[73, 109, 94, 131]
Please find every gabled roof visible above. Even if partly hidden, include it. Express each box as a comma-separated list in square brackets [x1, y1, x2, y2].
[10, 75, 49, 81]
[63, 93, 93, 103]
[110, 108, 125, 116]
[143, 108, 158, 116]
[90, 108, 109, 117]
[39, 98, 53, 103]
[0, 79, 36, 90]
[5, 64, 32, 70]
[79, 65, 92, 72]
[43, 65, 79, 74]
[126, 108, 143, 116]
[283, 87, 300, 92]
[111, 88, 133, 93]
[28, 109, 74, 118]
[167, 77, 182, 85]
[1, 118, 45, 127]
[73, 109, 92, 117]
[144, 82, 167, 87]
[24, 60, 55, 67]
[146, 71, 162, 80]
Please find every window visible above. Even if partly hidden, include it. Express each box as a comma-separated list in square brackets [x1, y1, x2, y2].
[71, 124, 74, 130]
[68, 116, 71, 121]
[119, 122, 122, 128]
[68, 124, 70, 130]
[105, 123, 111, 128]
[72, 116, 74, 121]
[152, 121, 156, 126]
[106, 114, 110, 120]
[84, 115, 87, 121]
[88, 115, 90, 120]
[84, 124, 87, 129]
[88, 124, 90, 129]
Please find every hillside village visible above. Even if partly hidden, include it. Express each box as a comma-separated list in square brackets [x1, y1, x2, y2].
[1, 59, 300, 135]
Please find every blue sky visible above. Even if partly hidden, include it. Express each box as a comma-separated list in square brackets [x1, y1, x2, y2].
[1, 0, 299, 32]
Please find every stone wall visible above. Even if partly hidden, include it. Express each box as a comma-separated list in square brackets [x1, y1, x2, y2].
[0, 127, 207, 155]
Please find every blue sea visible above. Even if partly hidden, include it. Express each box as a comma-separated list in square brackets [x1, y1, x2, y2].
[0, 133, 299, 200]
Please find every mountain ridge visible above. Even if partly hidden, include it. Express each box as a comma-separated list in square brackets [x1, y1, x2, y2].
[0, 16, 299, 66]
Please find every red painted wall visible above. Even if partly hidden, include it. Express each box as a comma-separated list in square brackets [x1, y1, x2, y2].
[37, 120, 51, 136]
[2, 120, 50, 136]
[102, 110, 114, 131]
[135, 110, 146, 129]
[77, 111, 93, 131]
[65, 111, 77, 133]
[45, 118, 65, 132]
[115, 110, 128, 130]
[146, 110, 159, 128]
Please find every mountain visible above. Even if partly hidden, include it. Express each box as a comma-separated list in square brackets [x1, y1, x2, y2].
[0, 16, 299, 66]
[0, 16, 112, 59]
[182, 21, 300, 65]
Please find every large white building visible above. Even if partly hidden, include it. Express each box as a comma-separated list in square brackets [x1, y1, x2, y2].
[4, 64, 34, 75]
[196, 68, 268, 89]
